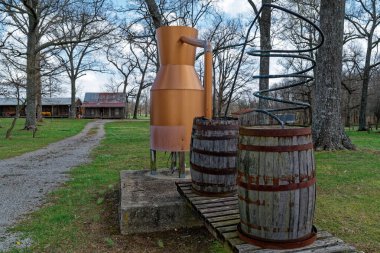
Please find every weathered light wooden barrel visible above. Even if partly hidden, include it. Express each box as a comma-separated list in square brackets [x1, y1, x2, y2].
[190, 117, 239, 196]
[237, 126, 317, 249]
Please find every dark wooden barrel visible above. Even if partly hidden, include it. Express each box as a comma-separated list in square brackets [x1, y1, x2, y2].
[190, 117, 239, 196]
[237, 126, 317, 249]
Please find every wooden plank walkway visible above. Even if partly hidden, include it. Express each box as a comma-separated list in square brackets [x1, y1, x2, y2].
[176, 181, 358, 253]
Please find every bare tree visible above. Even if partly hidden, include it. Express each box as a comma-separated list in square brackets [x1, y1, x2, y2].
[129, 40, 155, 119]
[312, 0, 354, 150]
[56, 0, 111, 118]
[105, 32, 137, 118]
[207, 20, 257, 116]
[0, 0, 111, 129]
[345, 0, 380, 131]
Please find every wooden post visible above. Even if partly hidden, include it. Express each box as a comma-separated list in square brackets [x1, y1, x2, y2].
[150, 149, 157, 175]
[178, 152, 185, 178]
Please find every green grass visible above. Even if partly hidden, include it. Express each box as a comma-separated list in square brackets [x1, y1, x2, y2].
[9, 121, 178, 252]
[6, 122, 380, 252]
[0, 118, 91, 159]
[315, 129, 380, 252]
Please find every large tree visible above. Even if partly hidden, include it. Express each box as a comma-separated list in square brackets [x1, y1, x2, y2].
[312, 0, 354, 150]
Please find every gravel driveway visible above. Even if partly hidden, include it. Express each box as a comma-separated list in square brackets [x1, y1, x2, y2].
[0, 120, 108, 251]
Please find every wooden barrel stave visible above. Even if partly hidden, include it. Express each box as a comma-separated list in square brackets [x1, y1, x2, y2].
[190, 117, 238, 195]
[237, 126, 316, 244]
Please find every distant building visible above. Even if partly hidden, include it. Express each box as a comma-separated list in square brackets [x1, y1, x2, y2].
[41, 97, 82, 118]
[0, 97, 81, 117]
[0, 98, 24, 117]
[81, 92, 126, 119]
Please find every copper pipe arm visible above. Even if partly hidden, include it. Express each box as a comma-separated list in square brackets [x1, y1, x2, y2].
[180, 36, 212, 52]
[180, 35, 213, 119]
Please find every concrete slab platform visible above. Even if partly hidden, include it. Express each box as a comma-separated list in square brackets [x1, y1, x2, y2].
[119, 169, 202, 235]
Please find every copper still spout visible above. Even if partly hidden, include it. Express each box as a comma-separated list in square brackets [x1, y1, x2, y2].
[150, 26, 213, 152]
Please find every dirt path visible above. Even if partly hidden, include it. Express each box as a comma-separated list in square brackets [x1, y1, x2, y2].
[0, 120, 108, 251]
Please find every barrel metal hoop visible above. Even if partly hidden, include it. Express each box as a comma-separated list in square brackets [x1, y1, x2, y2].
[193, 124, 239, 131]
[190, 162, 236, 175]
[239, 143, 313, 152]
[239, 127, 311, 137]
[237, 223, 317, 249]
[191, 148, 238, 157]
[192, 135, 238, 141]
[191, 185, 236, 197]
[237, 177, 316, 192]
[238, 195, 266, 206]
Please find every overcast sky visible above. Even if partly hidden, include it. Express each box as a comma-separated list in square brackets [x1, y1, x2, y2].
[73, 1, 252, 99]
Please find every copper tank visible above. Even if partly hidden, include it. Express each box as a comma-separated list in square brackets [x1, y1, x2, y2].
[150, 26, 212, 152]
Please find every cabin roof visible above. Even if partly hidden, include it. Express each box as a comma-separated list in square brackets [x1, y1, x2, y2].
[82, 93, 126, 108]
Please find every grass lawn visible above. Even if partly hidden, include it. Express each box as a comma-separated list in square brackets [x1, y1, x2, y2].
[9, 120, 226, 253]
[315, 129, 380, 252]
[0, 118, 91, 159]
[4, 121, 379, 252]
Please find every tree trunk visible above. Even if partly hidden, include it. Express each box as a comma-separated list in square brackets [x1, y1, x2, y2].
[312, 0, 354, 150]
[25, 17, 38, 129]
[70, 77, 77, 118]
[358, 53, 373, 131]
[258, 0, 272, 124]
[36, 52, 43, 122]
[144, 0, 164, 28]
[133, 87, 142, 119]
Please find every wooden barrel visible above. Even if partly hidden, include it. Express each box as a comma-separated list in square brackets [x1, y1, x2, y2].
[237, 126, 317, 249]
[190, 117, 239, 196]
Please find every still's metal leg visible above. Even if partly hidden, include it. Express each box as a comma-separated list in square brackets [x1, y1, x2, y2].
[178, 152, 185, 178]
[150, 149, 157, 175]
[170, 152, 177, 173]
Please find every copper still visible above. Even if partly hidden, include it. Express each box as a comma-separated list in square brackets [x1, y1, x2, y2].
[150, 26, 212, 152]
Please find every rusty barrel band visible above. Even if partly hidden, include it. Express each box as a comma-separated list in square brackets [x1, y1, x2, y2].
[190, 162, 236, 175]
[237, 223, 317, 249]
[239, 143, 313, 152]
[237, 177, 316, 192]
[191, 185, 236, 197]
[238, 195, 266, 206]
[191, 148, 237, 157]
[193, 124, 239, 131]
[192, 135, 237, 141]
[239, 127, 311, 137]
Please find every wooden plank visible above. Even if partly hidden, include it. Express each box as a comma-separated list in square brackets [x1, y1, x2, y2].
[211, 218, 240, 228]
[234, 243, 261, 253]
[181, 188, 193, 194]
[203, 209, 240, 218]
[223, 231, 239, 239]
[193, 196, 237, 205]
[228, 237, 246, 247]
[187, 195, 213, 201]
[199, 204, 239, 214]
[315, 230, 333, 239]
[196, 200, 238, 209]
[208, 214, 241, 223]
[176, 182, 192, 188]
[216, 225, 239, 234]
